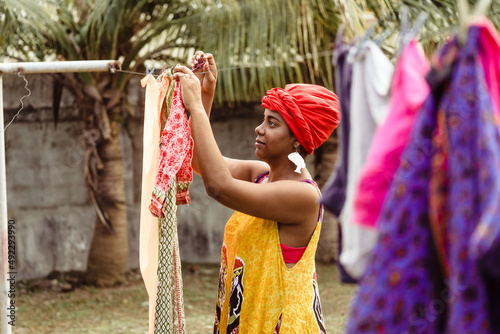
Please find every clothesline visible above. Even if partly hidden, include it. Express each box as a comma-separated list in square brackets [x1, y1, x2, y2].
[4, 49, 336, 129]
[117, 50, 336, 77]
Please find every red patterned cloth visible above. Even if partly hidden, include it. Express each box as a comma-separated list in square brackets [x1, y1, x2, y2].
[150, 80, 193, 218]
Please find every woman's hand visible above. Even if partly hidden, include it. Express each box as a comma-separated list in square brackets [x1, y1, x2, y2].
[191, 51, 217, 97]
[172, 66, 204, 114]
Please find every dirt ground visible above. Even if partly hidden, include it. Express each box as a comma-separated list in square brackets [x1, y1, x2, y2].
[12, 262, 356, 334]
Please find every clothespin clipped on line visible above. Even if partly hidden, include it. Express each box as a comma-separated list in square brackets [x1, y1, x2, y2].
[400, 6, 410, 38]
[397, 7, 428, 56]
[156, 64, 170, 82]
[374, 29, 391, 46]
[347, 22, 377, 62]
[457, 0, 492, 45]
[145, 64, 155, 76]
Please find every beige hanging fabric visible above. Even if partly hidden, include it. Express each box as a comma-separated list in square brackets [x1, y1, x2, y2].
[140, 74, 163, 334]
[140, 73, 188, 334]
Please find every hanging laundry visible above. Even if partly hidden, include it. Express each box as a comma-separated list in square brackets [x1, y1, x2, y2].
[321, 42, 353, 217]
[154, 178, 186, 334]
[320, 38, 356, 283]
[352, 40, 430, 229]
[151, 79, 192, 334]
[140, 68, 194, 334]
[428, 107, 451, 278]
[150, 79, 193, 216]
[139, 74, 170, 334]
[338, 40, 393, 280]
[346, 24, 500, 333]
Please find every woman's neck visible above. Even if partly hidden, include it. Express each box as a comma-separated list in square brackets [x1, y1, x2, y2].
[266, 158, 310, 183]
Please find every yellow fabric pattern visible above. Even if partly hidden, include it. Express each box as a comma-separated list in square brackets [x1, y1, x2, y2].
[214, 209, 326, 334]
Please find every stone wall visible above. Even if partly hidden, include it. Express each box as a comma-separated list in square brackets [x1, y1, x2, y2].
[5, 74, 96, 280]
[3, 74, 271, 279]
[4, 73, 336, 280]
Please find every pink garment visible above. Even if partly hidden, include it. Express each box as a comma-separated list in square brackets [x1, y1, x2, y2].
[149, 80, 194, 217]
[472, 17, 500, 122]
[352, 40, 430, 227]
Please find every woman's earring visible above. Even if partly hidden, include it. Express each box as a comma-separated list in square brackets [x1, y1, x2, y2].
[288, 152, 305, 174]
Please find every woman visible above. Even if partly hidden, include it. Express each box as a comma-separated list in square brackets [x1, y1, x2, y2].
[173, 52, 340, 333]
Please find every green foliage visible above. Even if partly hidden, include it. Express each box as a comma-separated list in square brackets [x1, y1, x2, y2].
[1, 0, 499, 104]
[355, 0, 500, 57]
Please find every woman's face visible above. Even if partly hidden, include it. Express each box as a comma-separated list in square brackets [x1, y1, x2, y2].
[254, 109, 295, 161]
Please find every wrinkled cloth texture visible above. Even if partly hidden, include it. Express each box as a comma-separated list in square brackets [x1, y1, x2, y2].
[214, 173, 326, 334]
[352, 40, 430, 228]
[261, 84, 341, 154]
[339, 41, 393, 279]
[140, 74, 188, 334]
[150, 80, 194, 217]
[429, 108, 451, 278]
[139, 74, 167, 334]
[346, 26, 500, 333]
[321, 45, 353, 217]
[320, 43, 356, 283]
[154, 178, 186, 334]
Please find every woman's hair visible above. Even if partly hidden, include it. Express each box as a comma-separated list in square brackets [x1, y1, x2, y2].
[297, 145, 308, 158]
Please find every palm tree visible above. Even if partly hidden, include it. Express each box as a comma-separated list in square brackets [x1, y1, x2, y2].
[1, 0, 212, 286]
[0, 0, 343, 285]
[2, 0, 498, 284]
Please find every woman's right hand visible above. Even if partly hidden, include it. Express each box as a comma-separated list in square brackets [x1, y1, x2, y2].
[191, 51, 217, 97]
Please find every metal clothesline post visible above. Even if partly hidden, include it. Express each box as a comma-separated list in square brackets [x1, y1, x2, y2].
[0, 60, 120, 334]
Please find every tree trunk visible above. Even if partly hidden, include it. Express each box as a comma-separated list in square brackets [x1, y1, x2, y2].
[314, 131, 339, 263]
[86, 123, 129, 286]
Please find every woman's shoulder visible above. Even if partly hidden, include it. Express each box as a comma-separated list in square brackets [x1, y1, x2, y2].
[224, 157, 269, 183]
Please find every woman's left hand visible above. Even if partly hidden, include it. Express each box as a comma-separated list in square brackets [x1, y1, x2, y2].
[173, 66, 204, 113]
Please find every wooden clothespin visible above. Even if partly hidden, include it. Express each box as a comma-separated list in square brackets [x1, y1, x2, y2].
[458, 0, 492, 45]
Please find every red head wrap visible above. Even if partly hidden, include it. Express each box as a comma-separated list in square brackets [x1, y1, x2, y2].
[261, 84, 341, 155]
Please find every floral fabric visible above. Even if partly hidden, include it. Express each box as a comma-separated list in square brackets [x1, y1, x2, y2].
[150, 80, 193, 217]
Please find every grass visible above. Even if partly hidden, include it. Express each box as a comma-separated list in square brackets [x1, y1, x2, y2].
[12, 262, 356, 334]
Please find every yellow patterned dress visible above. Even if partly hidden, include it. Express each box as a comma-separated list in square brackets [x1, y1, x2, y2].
[214, 173, 326, 334]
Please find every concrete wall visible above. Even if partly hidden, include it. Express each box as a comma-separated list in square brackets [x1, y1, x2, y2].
[5, 75, 96, 280]
[3, 74, 275, 279]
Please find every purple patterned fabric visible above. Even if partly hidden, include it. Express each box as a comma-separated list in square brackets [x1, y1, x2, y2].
[346, 27, 500, 333]
[445, 26, 500, 333]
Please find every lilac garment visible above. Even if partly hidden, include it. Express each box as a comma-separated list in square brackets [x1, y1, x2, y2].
[352, 40, 430, 228]
[321, 45, 352, 217]
[346, 27, 500, 333]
